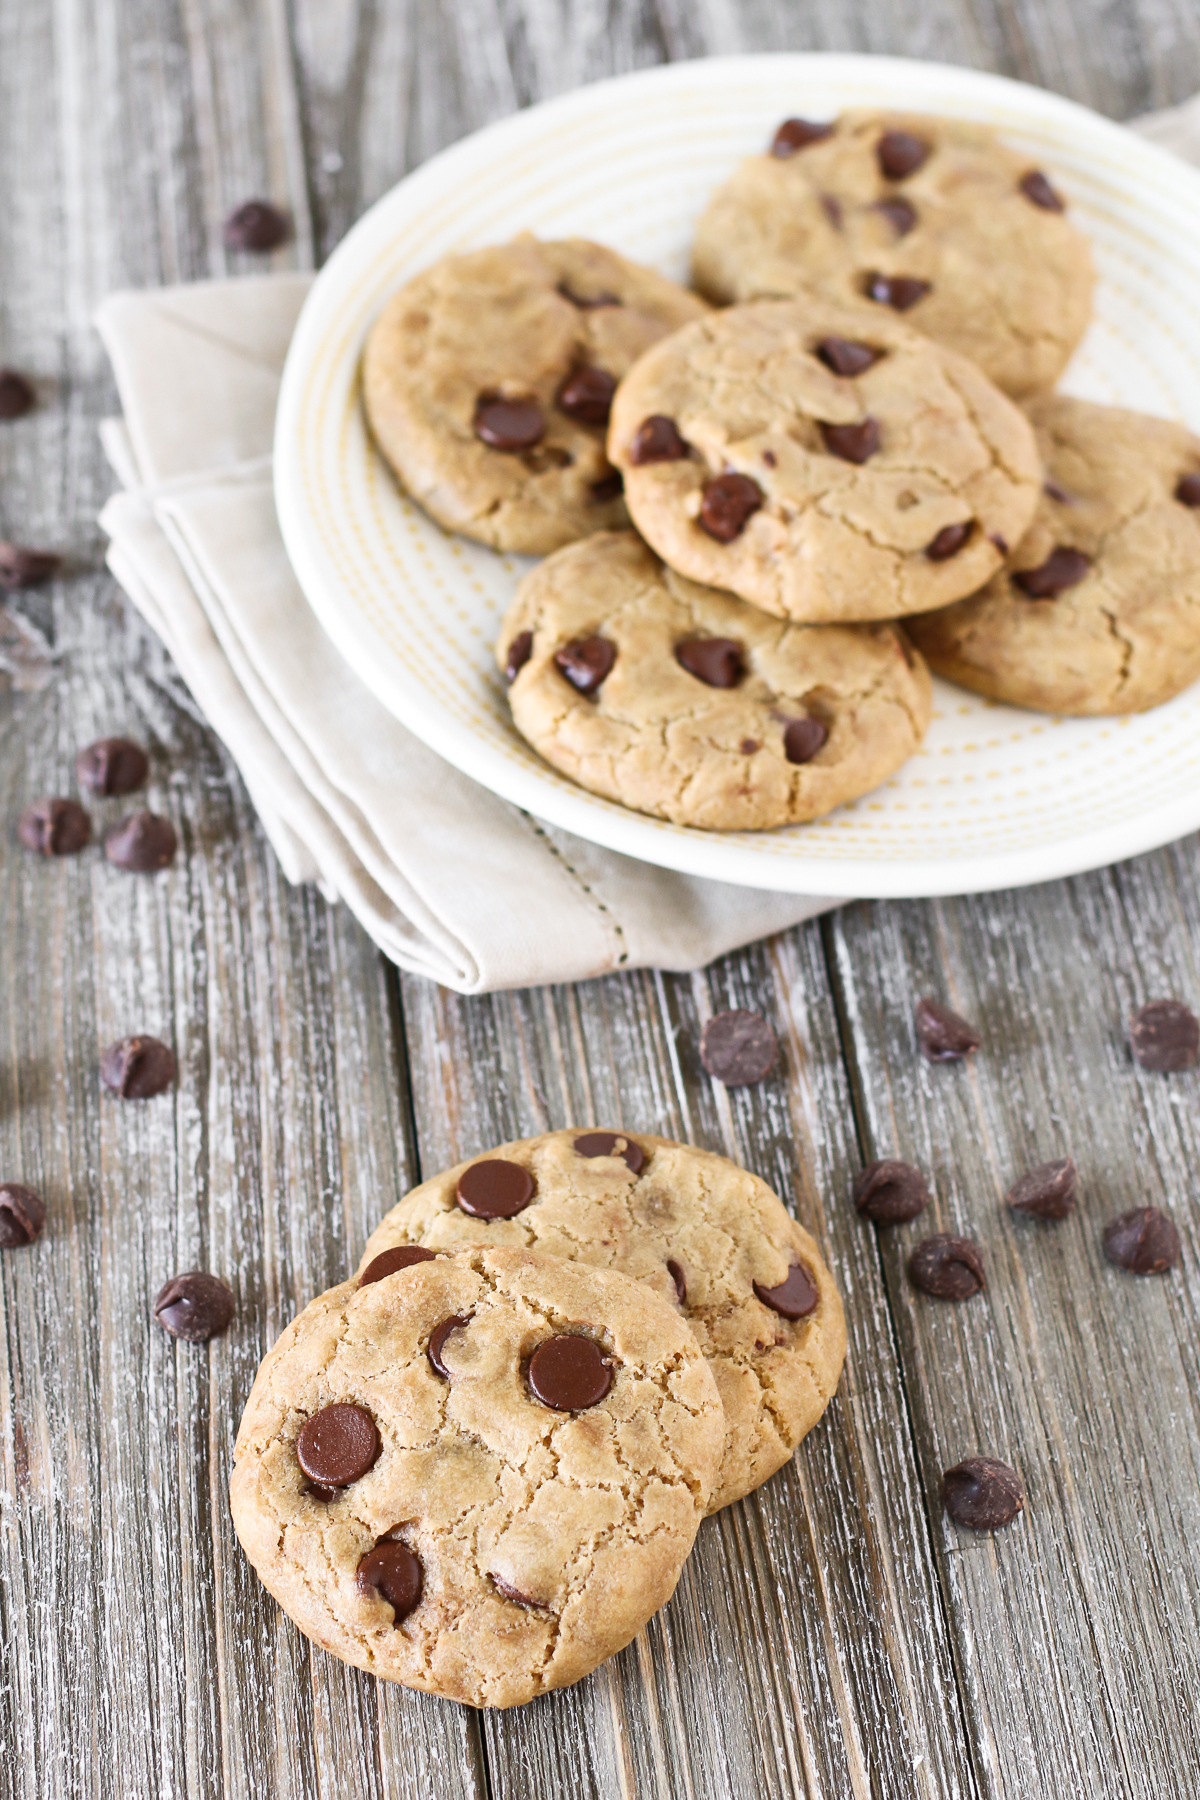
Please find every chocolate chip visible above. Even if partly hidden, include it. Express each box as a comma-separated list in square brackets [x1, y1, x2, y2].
[873, 197, 917, 235]
[877, 130, 930, 180]
[699, 472, 763, 542]
[103, 810, 177, 871]
[490, 1574, 546, 1608]
[152, 1271, 235, 1342]
[1044, 478, 1074, 504]
[0, 543, 61, 589]
[223, 199, 291, 252]
[820, 193, 843, 229]
[784, 717, 828, 764]
[1176, 472, 1200, 507]
[699, 1008, 779, 1086]
[75, 737, 149, 796]
[762, 449, 777, 468]
[667, 1259, 687, 1304]
[926, 521, 973, 561]
[505, 630, 533, 683]
[740, 737, 760, 755]
[820, 417, 880, 464]
[304, 1482, 340, 1503]
[357, 1541, 423, 1620]
[573, 1131, 645, 1174]
[296, 1403, 380, 1487]
[17, 798, 91, 857]
[556, 366, 616, 427]
[1103, 1206, 1181, 1275]
[0, 1183, 45, 1248]
[771, 118, 834, 156]
[990, 533, 1009, 555]
[100, 1034, 176, 1099]
[915, 996, 980, 1062]
[1019, 170, 1065, 212]
[0, 369, 35, 420]
[554, 635, 616, 696]
[816, 336, 882, 377]
[754, 1262, 819, 1319]
[1129, 999, 1200, 1071]
[943, 1457, 1024, 1530]
[456, 1159, 535, 1219]
[675, 636, 743, 688]
[358, 1245, 437, 1288]
[527, 1335, 613, 1410]
[428, 1314, 471, 1378]
[909, 1234, 986, 1300]
[628, 415, 689, 464]
[863, 272, 931, 311]
[1006, 1157, 1078, 1221]
[474, 395, 545, 451]
[1012, 547, 1090, 599]
[590, 470, 624, 502]
[853, 1159, 929, 1224]
[557, 281, 620, 310]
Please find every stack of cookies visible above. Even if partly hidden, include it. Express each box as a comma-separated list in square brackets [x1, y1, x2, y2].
[231, 1131, 846, 1708]
[360, 110, 1200, 832]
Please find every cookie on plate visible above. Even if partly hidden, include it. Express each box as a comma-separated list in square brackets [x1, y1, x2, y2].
[230, 1245, 722, 1709]
[692, 110, 1094, 400]
[607, 298, 1041, 625]
[362, 235, 706, 555]
[357, 1128, 847, 1513]
[906, 395, 1200, 714]
[497, 531, 931, 829]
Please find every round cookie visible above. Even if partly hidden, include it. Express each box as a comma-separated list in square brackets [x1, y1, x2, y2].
[362, 235, 706, 555]
[357, 1130, 848, 1513]
[497, 531, 931, 829]
[906, 395, 1200, 714]
[231, 1245, 722, 1709]
[692, 110, 1094, 400]
[607, 297, 1041, 625]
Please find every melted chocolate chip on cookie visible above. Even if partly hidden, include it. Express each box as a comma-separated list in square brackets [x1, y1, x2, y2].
[770, 118, 834, 157]
[573, 1131, 645, 1174]
[675, 636, 744, 688]
[554, 636, 617, 696]
[784, 717, 828, 764]
[629, 415, 689, 464]
[528, 1335, 613, 1411]
[877, 130, 930, 180]
[816, 336, 882, 376]
[505, 630, 533, 682]
[863, 272, 931, 311]
[428, 1314, 472, 1378]
[296, 1404, 380, 1487]
[357, 1542, 423, 1620]
[1012, 547, 1090, 598]
[926, 521, 974, 561]
[1019, 170, 1065, 212]
[359, 1246, 437, 1288]
[474, 394, 545, 451]
[698, 473, 763, 542]
[820, 418, 880, 464]
[754, 1263, 819, 1320]
[1176, 472, 1200, 507]
[872, 197, 918, 236]
[456, 1159, 536, 1219]
[556, 366, 617, 427]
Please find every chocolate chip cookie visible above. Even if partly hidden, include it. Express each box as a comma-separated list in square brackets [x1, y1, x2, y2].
[362, 235, 706, 555]
[608, 298, 1040, 625]
[906, 395, 1200, 714]
[231, 1244, 722, 1709]
[357, 1129, 847, 1513]
[692, 110, 1094, 399]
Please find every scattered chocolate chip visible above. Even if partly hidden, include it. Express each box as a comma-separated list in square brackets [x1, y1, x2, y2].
[943, 1457, 1024, 1530]
[877, 130, 931, 180]
[667, 1259, 687, 1304]
[75, 736, 149, 796]
[490, 1574, 546, 1608]
[527, 1334, 613, 1411]
[675, 636, 743, 688]
[739, 737, 760, 755]
[853, 1159, 929, 1225]
[754, 1262, 819, 1319]
[152, 1271, 235, 1342]
[103, 811, 177, 872]
[357, 1542, 423, 1620]
[557, 281, 619, 310]
[0, 369, 35, 420]
[296, 1404, 380, 1487]
[223, 199, 291, 252]
[554, 635, 616, 696]
[358, 1245, 437, 1288]
[820, 193, 843, 229]
[784, 717, 828, 764]
[1103, 1206, 1181, 1275]
[0, 1183, 45, 1248]
[0, 543, 61, 589]
[863, 272, 931, 311]
[915, 996, 980, 1062]
[474, 394, 545, 452]
[1012, 547, 1090, 599]
[1175, 472, 1200, 507]
[573, 1131, 645, 1174]
[926, 521, 974, 561]
[629, 415, 689, 464]
[771, 118, 834, 156]
[990, 533, 1009, 555]
[699, 1008, 779, 1086]
[699, 472, 763, 542]
[590, 470, 624, 502]
[456, 1159, 535, 1220]
[820, 417, 880, 464]
[505, 630, 533, 683]
[1044, 477, 1074, 504]
[100, 1034, 176, 1099]
[873, 197, 918, 235]
[909, 1234, 986, 1301]
[1129, 999, 1200, 1071]
[17, 798, 91, 857]
[1006, 1157, 1077, 1220]
[556, 366, 616, 427]
[1019, 170, 1065, 212]
[428, 1314, 471, 1378]
[816, 336, 882, 377]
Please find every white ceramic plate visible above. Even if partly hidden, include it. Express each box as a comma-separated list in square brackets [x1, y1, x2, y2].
[275, 53, 1200, 897]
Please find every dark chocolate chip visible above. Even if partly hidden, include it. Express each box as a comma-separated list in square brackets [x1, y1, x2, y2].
[490, 1574, 547, 1608]
[223, 200, 291, 252]
[943, 1457, 1024, 1530]
[873, 197, 918, 235]
[784, 717, 828, 764]
[990, 533, 1009, 554]
[909, 1234, 986, 1300]
[877, 130, 931, 180]
[1176, 472, 1200, 508]
[297, 1403, 380, 1487]
[0, 369, 35, 420]
[762, 449, 777, 468]
[739, 737, 760, 755]
[699, 1008, 779, 1086]
[456, 1159, 535, 1220]
[557, 281, 620, 310]
[675, 636, 743, 688]
[1044, 477, 1074, 504]
[100, 1034, 176, 1099]
[356, 1542, 423, 1620]
[628, 415, 689, 464]
[816, 336, 882, 377]
[103, 811, 177, 872]
[0, 543, 61, 589]
[17, 798, 91, 856]
[505, 630, 533, 683]
[0, 1183, 45, 1248]
[1129, 999, 1200, 1071]
[75, 737, 149, 796]
[927, 521, 974, 561]
[1103, 1206, 1181, 1275]
[820, 417, 880, 464]
[358, 1245, 437, 1288]
[820, 193, 843, 229]
[1006, 1157, 1077, 1221]
[667, 1258, 687, 1304]
[754, 1262, 819, 1320]
[556, 366, 616, 427]
[853, 1159, 929, 1225]
[863, 272, 931, 311]
[1019, 170, 1065, 212]
[474, 394, 545, 451]
[304, 1482, 341, 1503]
[428, 1314, 471, 1378]
[771, 118, 834, 156]
[698, 472, 763, 542]
[1012, 547, 1090, 599]
[554, 635, 616, 696]
[590, 469, 624, 502]
[915, 996, 980, 1062]
[573, 1131, 645, 1175]
[152, 1271, 235, 1342]
[527, 1335, 613, 1411]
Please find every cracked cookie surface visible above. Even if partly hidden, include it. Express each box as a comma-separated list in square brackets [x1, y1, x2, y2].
[692, 110, 1093, 399]
[231, 1244, 722, 1709]
[362, 235, 706, 555]
[358, 1130, 847, 1512]
[496, 531, 931, 828]
[906, 395, 1200, 714]
[608, 298, 1041, 624]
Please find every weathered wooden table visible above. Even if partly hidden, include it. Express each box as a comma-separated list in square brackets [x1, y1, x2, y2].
[4, 5, 1200, 1797]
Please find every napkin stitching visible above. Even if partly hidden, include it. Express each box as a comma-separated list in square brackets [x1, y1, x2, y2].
[522, 817, 630, 968]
